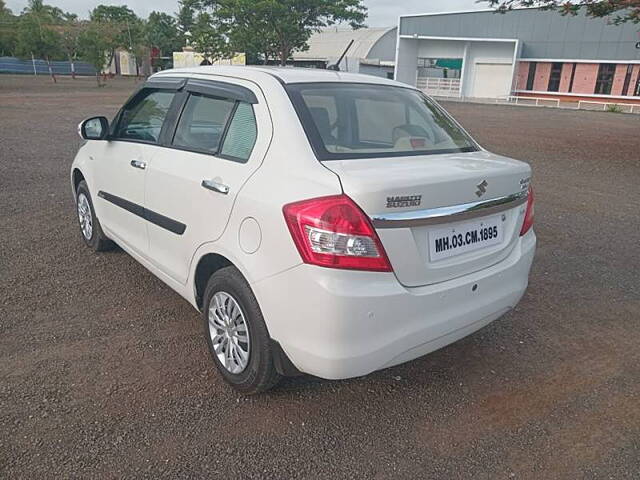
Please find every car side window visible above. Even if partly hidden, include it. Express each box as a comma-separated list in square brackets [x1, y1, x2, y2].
[219, 102, 258, 162]
[115, 89, 175, 143]
[172, 94, 236, 154]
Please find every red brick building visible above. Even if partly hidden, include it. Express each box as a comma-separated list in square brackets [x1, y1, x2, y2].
[515, 62, 640, 104]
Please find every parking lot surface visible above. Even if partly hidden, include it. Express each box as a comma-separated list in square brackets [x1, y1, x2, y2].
[1, 75, 639, 479]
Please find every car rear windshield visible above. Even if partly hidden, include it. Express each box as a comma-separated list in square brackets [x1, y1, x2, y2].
[286, 82, 478, 161]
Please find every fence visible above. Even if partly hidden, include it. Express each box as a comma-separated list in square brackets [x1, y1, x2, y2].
[436, 94, 640, 115]
[500, 96, 561, 108]
[577, 100, 640, 114]
[0, 56, 97, 76]
[417, 77, 461, 98]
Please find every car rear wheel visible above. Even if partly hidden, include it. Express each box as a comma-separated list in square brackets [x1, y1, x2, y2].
[203, 266, 281, 394]
[75, 180, 114, 251]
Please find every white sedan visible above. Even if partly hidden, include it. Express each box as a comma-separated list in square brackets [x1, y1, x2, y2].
[71, 67, 535, 394]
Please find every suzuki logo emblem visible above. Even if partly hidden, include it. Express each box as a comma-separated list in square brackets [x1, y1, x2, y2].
[476, 180, 488, 197]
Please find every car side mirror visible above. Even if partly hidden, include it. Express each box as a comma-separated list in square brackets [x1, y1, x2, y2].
[79, 116, 109, 140]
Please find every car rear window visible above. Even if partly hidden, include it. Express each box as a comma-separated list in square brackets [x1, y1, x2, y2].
[286, 83, 478, 161]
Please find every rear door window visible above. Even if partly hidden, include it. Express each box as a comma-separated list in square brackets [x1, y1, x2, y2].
[172, 94, 236, 154]
[170, 92, 258, 162]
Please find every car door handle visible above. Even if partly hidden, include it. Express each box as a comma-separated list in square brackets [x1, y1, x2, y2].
[201, 179, 230, 195]
[130, 160, 146, 170]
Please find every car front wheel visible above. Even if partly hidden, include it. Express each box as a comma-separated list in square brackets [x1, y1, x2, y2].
[75, 180, 113, 251]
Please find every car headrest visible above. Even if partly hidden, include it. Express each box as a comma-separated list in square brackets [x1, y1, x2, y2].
[309, 107, 334, 142]
[392, 124, 430, 143]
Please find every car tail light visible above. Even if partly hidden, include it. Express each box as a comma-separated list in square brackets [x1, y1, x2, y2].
[283, 194, 393, 272]
[520, 186, 534, 236]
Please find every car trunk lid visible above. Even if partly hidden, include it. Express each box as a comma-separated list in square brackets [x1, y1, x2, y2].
[323, 151, 531, 287]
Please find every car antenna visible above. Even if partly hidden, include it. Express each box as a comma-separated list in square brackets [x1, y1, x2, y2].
[327, 39, 354, 71]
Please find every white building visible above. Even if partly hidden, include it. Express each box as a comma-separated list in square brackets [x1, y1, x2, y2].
[291, 27, 397, 78]
[172, 47, 246, 69]
[394, 7, 640, 103]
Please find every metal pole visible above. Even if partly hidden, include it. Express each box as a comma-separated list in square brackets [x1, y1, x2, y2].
[126, 19, 138, 77]
[31, 52, 37, 76]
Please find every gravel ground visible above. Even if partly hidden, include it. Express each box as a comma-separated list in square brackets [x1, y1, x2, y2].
[1, 74, 639, 479]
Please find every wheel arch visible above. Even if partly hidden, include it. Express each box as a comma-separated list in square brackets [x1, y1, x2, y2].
[72, 168, 86, 196]
[193, 252, 234, 311]
[192, 249, 300, 379]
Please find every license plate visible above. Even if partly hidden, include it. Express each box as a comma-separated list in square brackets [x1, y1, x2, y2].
[429, 215, 504, 261]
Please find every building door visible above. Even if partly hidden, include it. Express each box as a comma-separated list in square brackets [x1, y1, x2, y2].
[472, 63, 513, 98]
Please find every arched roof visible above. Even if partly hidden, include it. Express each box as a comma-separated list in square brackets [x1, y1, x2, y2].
[292, 27, 396, 61]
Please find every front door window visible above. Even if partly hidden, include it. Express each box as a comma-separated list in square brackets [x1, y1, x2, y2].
[115, 89, 175, 143]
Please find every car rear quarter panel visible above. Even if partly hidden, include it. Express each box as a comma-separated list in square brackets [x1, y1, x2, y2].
[186, 74, 343, 305]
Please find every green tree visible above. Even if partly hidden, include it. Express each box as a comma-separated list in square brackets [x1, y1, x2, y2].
[15, 0, 65, 81]
[482, 0, 639, 25]
[189, 10, 230, 64]
[0, 0, 17, 56]
[176, 0, 197, 38]
[147, 11, 182, 69]
[89, 5, 146, 72]
[221, 2, 280, 64]
[0, 0, 10, 15]
[57, 13, 86, 78]
[78, 20, 114, 86]
[195, 0, 367, 66]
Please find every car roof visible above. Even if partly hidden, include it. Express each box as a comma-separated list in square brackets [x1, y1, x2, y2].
[151, 65, 410, 88]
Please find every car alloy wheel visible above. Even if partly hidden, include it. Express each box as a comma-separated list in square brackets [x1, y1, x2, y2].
[208, 291, 251, 374]
[77, 192, 93, 240]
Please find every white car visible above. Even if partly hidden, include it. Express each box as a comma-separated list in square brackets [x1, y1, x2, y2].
[72, 67, 535, 394]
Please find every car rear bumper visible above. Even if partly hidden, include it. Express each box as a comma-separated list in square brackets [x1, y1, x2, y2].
[253, 230, 536, 380]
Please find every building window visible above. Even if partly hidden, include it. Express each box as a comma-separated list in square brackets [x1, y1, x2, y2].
[568, 63, 577, 92]
[636, 74, 640, 96]
[526, 62, 537, 90]
[594, 64, 616, 95]
[622, 64, 633, 96]
[548, 62, 563, 92]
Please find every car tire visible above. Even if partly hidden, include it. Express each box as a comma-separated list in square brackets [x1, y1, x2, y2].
[75, 180, 114, 252]
[203, 266, 281, 394]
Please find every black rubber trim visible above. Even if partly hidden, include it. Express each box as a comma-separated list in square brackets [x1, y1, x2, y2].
[143, 209, 187, 235]
[158, 89, 189, 147]
[186, 78, 258, 104]
[270, 340, 302, 377]
[144, 77, 188, 90]
[98, 191, 186, 235]
[262, 70, 286, 85]
[98, 191, 144, 217]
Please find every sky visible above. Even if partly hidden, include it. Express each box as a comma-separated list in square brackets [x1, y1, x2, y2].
[5, 0, 484, 26]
